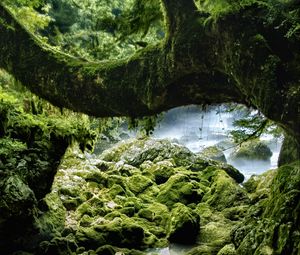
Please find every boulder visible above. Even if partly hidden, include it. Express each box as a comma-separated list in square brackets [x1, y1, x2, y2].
[157, 173, 204, 208]
[200, 146, 227, 163]
[229, 139, 272, 162]
[168, 203, 200, 244]
[202, 169, 249, 211]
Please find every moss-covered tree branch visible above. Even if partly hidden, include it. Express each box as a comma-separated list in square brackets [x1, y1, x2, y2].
[0, 1, 299, 143]
[0, 3, 241, 116]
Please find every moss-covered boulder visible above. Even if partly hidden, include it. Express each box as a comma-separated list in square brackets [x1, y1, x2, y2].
[200, 146, 227, 163]
[76, 216, 145, 249]
[231, 161, 300, 255]
[229, 139, 272, 162]
[157, 173, 204, 208]
[202, 168, 249, 211]
[147, 160, 175, 184]
[217, 244, 236, 255]
[168, 203, 200, 244]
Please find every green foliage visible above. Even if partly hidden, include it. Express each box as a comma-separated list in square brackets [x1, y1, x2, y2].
[91, 117, 126, 139]
[37, 0, 164, 60]
[3, 0, 52, 34]
[196, 0, 300, 41]
[0, 71, 96, 152]
[128, 115, 162, 135]
[0, 138, 27, 157]
[225, 105, 283, 143]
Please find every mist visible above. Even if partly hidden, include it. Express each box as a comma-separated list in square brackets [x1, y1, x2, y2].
[151, 105, 282, 180]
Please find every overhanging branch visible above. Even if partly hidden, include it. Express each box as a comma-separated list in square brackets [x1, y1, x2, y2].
[0, 3, 241, 118]
[0, 1, 299, 144]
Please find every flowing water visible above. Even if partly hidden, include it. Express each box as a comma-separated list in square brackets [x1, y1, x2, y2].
[152, 105, 282, 180]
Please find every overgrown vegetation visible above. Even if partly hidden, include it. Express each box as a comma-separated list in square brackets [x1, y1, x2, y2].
[3, 0, 164, 60]
[0, 70, 96, 152]
[225, 105, 283, 143]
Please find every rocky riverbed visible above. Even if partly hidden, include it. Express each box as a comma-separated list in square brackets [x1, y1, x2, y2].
[30, 137, 299, 254]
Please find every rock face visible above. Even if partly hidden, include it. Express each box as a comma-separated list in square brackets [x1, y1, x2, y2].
[2, 137, 299, 255]
[232, 161, 300, 254]
[0, 87, 95, 254]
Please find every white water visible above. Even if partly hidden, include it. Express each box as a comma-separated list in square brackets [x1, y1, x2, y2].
[147, 244, 197, 255]
[152, 105, 283, 180]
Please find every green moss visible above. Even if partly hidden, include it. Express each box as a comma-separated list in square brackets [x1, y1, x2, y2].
[148, 160, 175, 184]
[217, 244, 237, 255]
[230, 139, 272, 161]
[222, 205, 249, 221]
[233, 161, 300, 254]
[36, 192, 67, 236]
[202, 170, 249, 210]
[157, 173, 204, 208]
[109, 184, 126, 198]
[198, 221, 232, 252]
[192, 202, 237, 253]
[126, 174, 154, 194]
[0, 175, 35, 218]
[168, 203, 200, 244]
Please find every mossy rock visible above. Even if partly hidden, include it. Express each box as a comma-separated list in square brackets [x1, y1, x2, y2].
[148, 160, 175, 184]
[242, 169, 276, 203]
[202, 170, 249, 211]
[108, 184, 127, 198]
[203, 164, 244, 184]
[36, 192, 67, 237]
[232, 161, 300, 255]
[200, 146, 227, 163]
[126, 174, 154, 194]
[100, 138, 197, 169]
[168, 203, 200, 244]
[186, 245, 215, 255]
[0, 175, 36, 219]
[137, 202, 170, 227]
[157, 173, 204, 208]
[217, 244, 236, 255]
[229, 139, 272, 162]
[193, 203, 236, 254]
[76, 217, 145, 249]
[221, 205, 249, 221]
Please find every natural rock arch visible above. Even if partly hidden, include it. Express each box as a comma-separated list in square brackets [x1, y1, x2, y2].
[0, 0, 299, 145]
